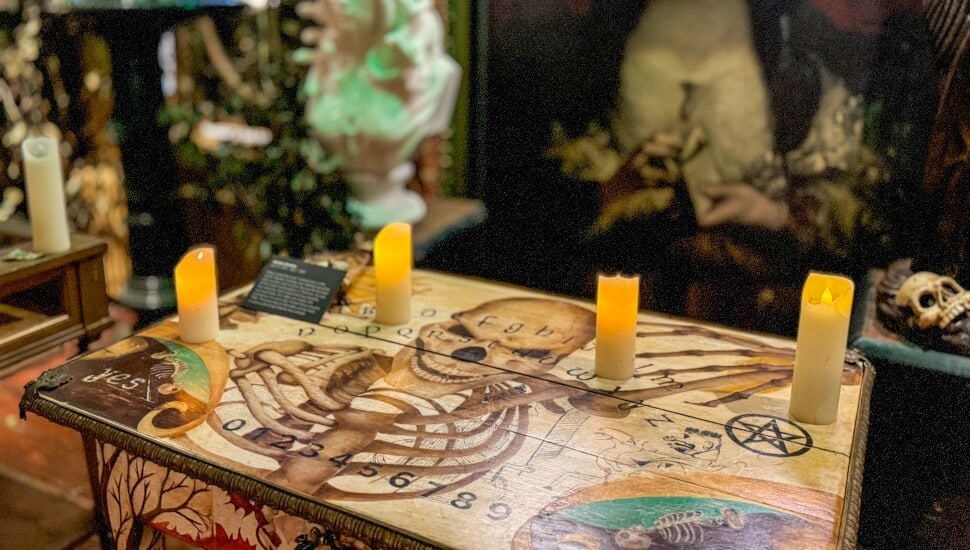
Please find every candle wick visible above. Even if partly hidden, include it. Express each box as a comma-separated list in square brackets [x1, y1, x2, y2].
[821, 287, 834, 305]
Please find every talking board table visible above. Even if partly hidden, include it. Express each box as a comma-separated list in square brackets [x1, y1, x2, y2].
[21, 255, 871, 549]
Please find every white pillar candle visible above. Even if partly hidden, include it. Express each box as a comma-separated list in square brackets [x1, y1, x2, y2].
[174, 246, 220, 343]
[374, 222, 412, 325]
[595, 274, 640, 380]
[21, 136, 71, 253]
[789, 271, 854, 425]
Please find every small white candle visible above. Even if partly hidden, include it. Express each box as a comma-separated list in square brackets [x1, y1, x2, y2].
[174, 246, 220, 343]
[789, 271, 854, 425]
[595, 274, 640, 380]
[21, 136, 70, 253]
[374, 222, 412, 325]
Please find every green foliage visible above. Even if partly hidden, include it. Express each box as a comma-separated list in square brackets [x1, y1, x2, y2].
[159, 4, 355, 259]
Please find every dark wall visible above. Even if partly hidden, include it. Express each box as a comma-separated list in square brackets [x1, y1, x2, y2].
[426, 1, 643, 294]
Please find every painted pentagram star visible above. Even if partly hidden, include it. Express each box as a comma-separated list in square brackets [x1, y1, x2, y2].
[738, 418, 805, 454]
[725, 414, 813, 457]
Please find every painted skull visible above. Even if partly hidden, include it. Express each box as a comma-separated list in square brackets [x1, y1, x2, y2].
[895, 272, 970, 329]
[384, 298, 596, 398]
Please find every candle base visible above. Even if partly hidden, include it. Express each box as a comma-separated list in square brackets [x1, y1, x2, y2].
[375, 303, 411, 326]
[178, 325, 219, 345]
[179, 303, 219, 344]
[177, 303, 220, 344]
[31, 239, 71, 255]
[595, 371, 633, 382]
[789, 394, 840, 426]
[594, 335, 636, 382]
[789, 411, 837, 426]
[375, 314, 411, 326]
[178, 335, 217, 345]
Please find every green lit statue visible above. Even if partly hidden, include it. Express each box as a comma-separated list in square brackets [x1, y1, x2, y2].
[296, 0, 460, 230]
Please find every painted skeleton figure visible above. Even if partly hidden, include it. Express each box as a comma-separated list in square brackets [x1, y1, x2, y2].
[212, 296, 852, 500]
[614, 508, 745, 548]
[215, 298, 597, 498]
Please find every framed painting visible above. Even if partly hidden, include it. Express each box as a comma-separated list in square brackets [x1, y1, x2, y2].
[441, 0, 951, 337]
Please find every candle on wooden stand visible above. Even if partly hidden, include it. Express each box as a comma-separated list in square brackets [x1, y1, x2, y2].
[789, 271, 854, 425]
[595, 274, 640, 381]
[21, 136, 71, 253]
[174, 246, 220, 344]
[374, 222, 412, 325]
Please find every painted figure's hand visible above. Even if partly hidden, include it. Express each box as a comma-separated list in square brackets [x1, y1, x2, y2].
[634, 132, 684, 183]
[601, 133, 683, 207]
[696, 183, 789, 231]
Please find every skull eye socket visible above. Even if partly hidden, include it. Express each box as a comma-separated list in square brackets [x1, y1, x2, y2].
[514, 348, 551, 359]
[446, 324, 474, 338]
[920, 294, 937, 308]
[943, 282, 960, 295]
[452, 346, 488, 362]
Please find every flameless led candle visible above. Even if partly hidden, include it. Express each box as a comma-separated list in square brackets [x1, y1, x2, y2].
[595, 274, 640, 380]
[175, 246, 220, 343]
[374, 222, 412, 325]
[789, 272, 854, 425]
[21, 136, 70, 253]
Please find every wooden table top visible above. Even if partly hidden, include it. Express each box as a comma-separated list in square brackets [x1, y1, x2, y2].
[0, 221, 107, 285]
[22, 262, 871, 549]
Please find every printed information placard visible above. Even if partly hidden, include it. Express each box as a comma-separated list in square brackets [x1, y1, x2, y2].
[241, 256, 345, 323]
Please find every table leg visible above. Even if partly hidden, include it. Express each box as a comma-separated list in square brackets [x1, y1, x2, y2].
[83, 437, 171, 549]
[78, 334, 95, 354]
[82, 435, 115, 550]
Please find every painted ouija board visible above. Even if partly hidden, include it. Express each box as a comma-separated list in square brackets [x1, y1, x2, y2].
[36, 264, 869, 549]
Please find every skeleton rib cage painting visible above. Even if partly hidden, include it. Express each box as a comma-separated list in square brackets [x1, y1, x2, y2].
[195, 272, 863, 503]
[216, 298, 595, 500]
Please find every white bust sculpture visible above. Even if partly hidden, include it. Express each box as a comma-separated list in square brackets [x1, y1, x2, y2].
[297, 0, 461, 230]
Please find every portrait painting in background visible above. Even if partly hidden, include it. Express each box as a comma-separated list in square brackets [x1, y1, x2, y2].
[478, 0, 942, 336]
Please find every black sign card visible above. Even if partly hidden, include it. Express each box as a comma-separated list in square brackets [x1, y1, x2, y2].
[241, 256, 346, 323]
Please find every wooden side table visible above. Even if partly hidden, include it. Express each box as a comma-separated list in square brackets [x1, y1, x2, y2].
[0, 219, 112, 375]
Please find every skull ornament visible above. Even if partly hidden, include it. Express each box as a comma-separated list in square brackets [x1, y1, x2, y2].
[877, 258, 970, 357]
[895, 272, 970, 329]
[384, 298, 596, 398]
